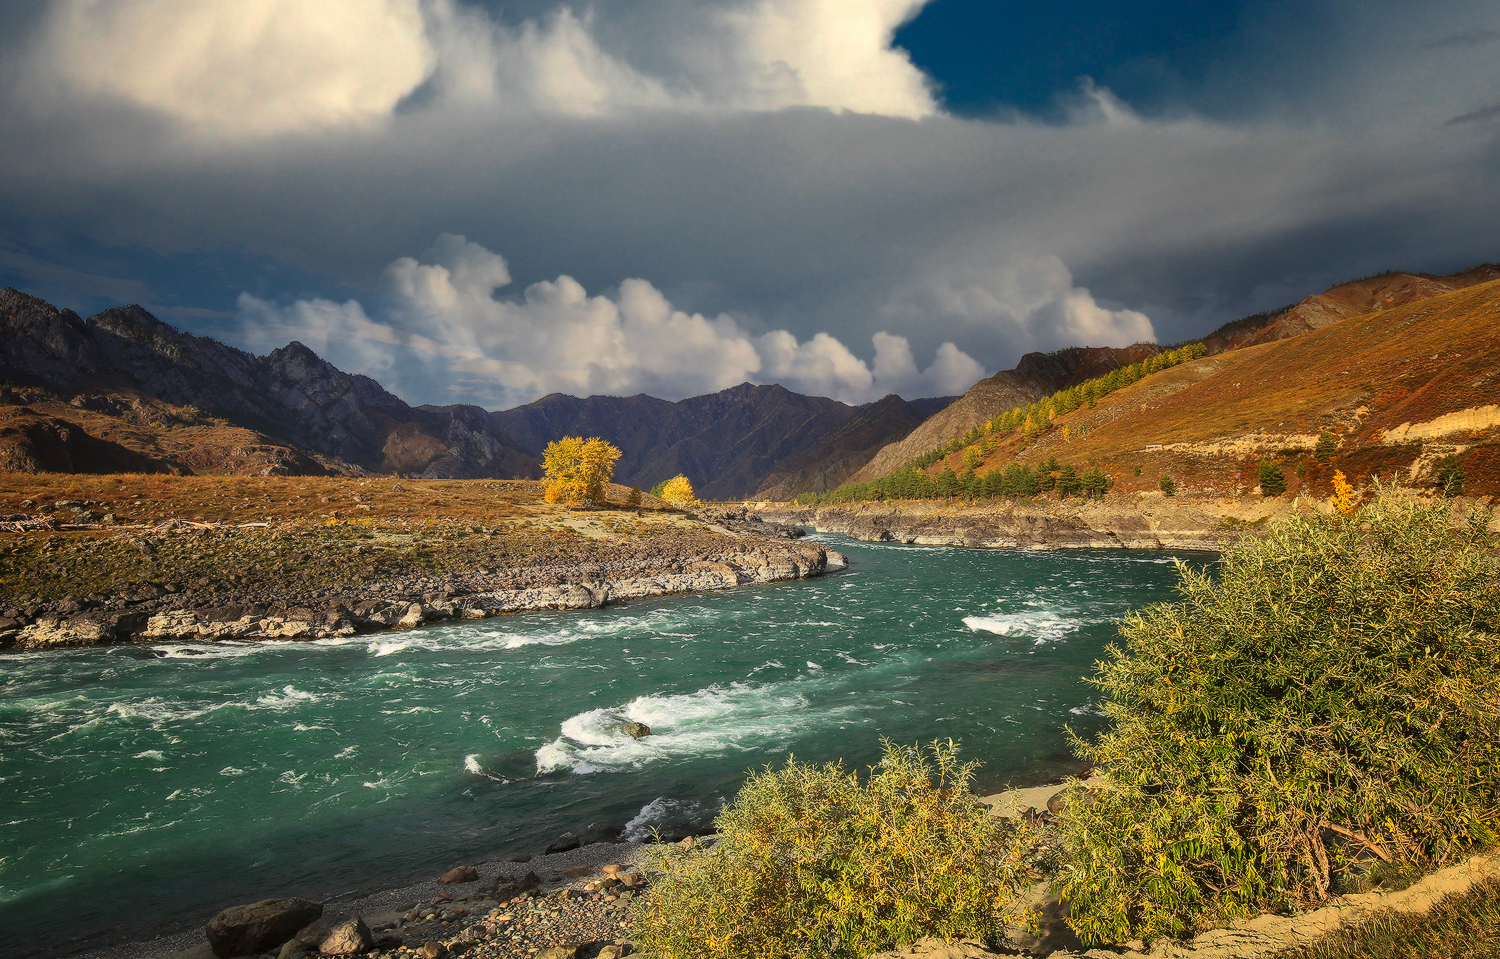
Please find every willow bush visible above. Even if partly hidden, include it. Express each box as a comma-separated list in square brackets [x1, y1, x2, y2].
[633, 740, 1038, 959]
[1061, 492, 1500, 944]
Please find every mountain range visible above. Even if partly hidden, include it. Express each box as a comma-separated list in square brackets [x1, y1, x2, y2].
[0, 288, 961, 498]
[5, 262, 1492, 500]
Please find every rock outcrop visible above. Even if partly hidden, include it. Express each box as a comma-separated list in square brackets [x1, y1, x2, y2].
[205, 897, 324, 958]
[757, 499, 1271, 552]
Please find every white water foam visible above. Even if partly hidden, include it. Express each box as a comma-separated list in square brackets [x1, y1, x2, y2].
[255, 686, 320, 710]
[534, 680, 837, 775]
[463, 753, 515, 783]
[622, 797, 716, 842]
[962, 611, 1080, 644]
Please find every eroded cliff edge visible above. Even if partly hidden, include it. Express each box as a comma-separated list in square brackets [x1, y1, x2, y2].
[754, 496, 1295, 551]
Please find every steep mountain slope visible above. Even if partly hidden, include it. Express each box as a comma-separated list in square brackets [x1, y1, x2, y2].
[846, 263, 1500, 492]
[851, 344, 1160, 482]
[954, 276, 1500, 497]
[751, 394, 953, 500]
[0, 289, 535, 477]
[1203, 264, 1500, 351]
[490, 383, 951, 500]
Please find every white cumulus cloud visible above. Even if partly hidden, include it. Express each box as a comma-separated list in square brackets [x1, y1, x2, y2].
[25, 0, 938, 139]
[235, 234, 984, 408]
[32, 0, 436, 139]
[883, 252, 1156, 354]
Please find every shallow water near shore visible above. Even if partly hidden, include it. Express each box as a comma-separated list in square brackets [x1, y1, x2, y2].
[0, 535, 1209, 958]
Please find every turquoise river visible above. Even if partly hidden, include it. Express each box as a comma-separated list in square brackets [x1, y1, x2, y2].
[0, 534, 1212, 958]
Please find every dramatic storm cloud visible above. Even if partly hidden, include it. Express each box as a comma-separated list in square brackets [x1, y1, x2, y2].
[0, 0, 1495, 406]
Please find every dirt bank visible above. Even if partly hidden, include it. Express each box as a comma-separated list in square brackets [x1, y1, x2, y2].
[754, 494, 1303, 551]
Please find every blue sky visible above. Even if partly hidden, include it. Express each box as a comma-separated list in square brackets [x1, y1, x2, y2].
[0, 0, 1495, 408]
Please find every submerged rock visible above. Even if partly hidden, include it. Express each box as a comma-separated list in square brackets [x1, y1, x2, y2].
[618, 721, 651, 739]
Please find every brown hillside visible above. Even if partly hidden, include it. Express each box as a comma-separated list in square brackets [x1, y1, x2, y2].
[851, 344, 1159, 482]
[0, 387, 330, 477]
[1206, 263, 1499, 351]
[963, 276, 1500, 498]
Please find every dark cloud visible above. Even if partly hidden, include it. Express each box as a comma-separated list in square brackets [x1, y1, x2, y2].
[0, 0, 1495, 407]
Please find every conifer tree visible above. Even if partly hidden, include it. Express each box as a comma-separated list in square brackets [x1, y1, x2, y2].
[1314, 431, 1337, 465]
[1258, 460, 1287, 496]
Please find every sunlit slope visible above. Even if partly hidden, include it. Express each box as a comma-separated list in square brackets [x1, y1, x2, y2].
[971, 277, 1500, 496]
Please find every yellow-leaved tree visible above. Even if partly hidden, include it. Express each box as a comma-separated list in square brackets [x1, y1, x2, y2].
[659, 474, 696, 508]
[1331, 469, 1356, 517]
[542, 436, 622, 507]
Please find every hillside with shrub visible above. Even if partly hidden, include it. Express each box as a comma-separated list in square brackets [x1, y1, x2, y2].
[799, 273, 1500, 506]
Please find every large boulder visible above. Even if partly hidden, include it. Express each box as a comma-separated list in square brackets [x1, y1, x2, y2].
[206, 898, 324, 958]
[320, 916, 374, 956]
[438, 865, 479, 885]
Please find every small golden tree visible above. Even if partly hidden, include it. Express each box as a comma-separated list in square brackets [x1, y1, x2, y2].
[659, 474, 696, 508]
[542, 436, 622, 507]
[1331, 469, 1356, 517]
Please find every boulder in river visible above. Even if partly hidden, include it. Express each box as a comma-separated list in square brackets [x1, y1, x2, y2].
[545, 831, 581, 854]
[319, 916, 374, 956]
[618, 721, 651, 739]
[206, 897, 324, 958]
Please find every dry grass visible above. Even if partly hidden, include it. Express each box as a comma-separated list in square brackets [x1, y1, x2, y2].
[1278, 876, 1500, 959]
[0, 474, 701, 604]
[932, 278, 1500, 499]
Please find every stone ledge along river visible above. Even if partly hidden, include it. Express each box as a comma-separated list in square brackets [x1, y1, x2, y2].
[0, 534, 1212, 959]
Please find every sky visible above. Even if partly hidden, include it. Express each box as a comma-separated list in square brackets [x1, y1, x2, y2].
[0, 0, 1496, 409]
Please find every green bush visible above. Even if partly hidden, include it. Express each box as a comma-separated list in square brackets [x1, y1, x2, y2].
[1060, 492, 1500, 945]
[633, 740, 1038, 959]
[1159, 475, 1176, 497]
[1258, 460, 1287, 495]
[1437, 454, 1465, 498]
[1315, 431, 1338, 465]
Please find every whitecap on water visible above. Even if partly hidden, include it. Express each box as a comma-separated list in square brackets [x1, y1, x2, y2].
[534, 680, 842, 775]
[962, 611, 1080, 644]
[254, 686, 321, 710]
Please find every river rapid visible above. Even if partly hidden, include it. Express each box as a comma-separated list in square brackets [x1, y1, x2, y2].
[0, 535, 1210, 957]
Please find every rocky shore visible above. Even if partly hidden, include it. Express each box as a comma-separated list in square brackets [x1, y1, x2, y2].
[754, 495, 1299, 551]
[0, 478, 843, 651]
[100, 780, 1500, 959]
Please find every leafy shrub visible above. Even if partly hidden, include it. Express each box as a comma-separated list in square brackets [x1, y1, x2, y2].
[1437, 455, 1465, 498]
[633, 740, 1038, 959]
[1060, 492, 1500, 945]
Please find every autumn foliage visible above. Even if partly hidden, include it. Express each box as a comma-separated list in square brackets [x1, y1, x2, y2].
[542, 436, 622, 507]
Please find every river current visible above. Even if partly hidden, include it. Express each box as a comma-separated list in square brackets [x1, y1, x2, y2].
[0, 535, 1209, 957]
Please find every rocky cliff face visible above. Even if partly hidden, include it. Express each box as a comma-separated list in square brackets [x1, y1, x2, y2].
[756, 498, 1275, 551]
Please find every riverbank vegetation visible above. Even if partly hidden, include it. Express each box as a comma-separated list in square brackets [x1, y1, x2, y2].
[792, 457, 1113, 506]
[632, 740, 1038, 959]
[636, 491, 1500, 956]
[1063, 491, 1500, 943]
